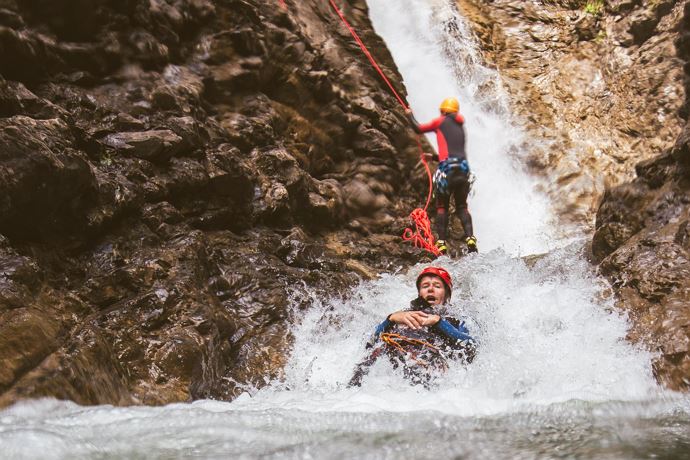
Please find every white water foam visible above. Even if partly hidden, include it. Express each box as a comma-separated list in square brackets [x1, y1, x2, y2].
[227, 243, 661, 416]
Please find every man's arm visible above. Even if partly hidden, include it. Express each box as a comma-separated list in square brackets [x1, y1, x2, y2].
[406, 110, 442, 134]
[433, 317, 474, 343]
[433, 316, 477, 363]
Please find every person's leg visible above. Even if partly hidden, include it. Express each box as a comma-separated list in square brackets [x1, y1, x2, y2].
[435, 193, 450, 241]
[453, 177, 474, 238]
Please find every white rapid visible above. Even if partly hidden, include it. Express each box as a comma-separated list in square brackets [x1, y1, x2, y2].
[2, 1, 688, 459]
[231, 243, 661, 415]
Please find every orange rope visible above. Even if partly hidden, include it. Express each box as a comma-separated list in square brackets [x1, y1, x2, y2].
[380, 332, 445, 368]
[284, 0, 438, 256]
[402, 137, 440, 256]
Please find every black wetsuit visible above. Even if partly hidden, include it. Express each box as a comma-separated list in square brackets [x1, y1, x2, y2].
[408, 112, 474, 241]
[349, 297, 476, 387]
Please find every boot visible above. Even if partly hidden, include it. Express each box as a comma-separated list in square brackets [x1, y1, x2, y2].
[465, 236, 478, 253]
[435, 239, 448, 255]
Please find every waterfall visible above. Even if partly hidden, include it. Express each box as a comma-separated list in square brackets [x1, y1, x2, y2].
[368, 0, 558, 255]
[220, 0, 661, 412]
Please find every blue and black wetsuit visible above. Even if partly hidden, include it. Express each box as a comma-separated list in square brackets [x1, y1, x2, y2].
[408, 112, 474, 241]
[349, 297, 476, 387]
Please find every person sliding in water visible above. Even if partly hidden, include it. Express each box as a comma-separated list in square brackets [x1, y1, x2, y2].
[349, 266, 476, 387]
[406, 97, 477, 255]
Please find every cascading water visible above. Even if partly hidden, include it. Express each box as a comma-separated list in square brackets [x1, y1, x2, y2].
[376, 0, 558, 256]
[2, 1, 689, 458]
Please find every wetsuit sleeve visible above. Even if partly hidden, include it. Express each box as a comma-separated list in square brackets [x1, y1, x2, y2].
[454, 114, 465, 124]
[361, 315, 394, 350]
[373, 317, 393, 341]
[433, 317, 474, 343]
[408, 113, 442, 134]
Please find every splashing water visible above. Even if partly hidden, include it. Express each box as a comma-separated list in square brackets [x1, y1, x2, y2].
[233, 244, 662, 412]
[2, 1, 689, 458]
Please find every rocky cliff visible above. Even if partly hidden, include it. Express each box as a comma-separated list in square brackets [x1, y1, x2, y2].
[0, 0, 433, 406]
[459, 0, 687, 227]
[592, 3, 690, 392]
[456, 0, 690, 391]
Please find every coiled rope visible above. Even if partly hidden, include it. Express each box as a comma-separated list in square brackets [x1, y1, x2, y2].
[380, 332, 447, 369]
[281, 0, 440, 256]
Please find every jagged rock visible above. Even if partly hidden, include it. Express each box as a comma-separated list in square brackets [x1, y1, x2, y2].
[0, 322, 134, 407]
[101, 130, 184, 162]
[459, 0, 687, 226]
[203, 144, 254, 199]
[276, 227, 324, 269]
[0, 8, 24, 28]
[305, 178, 345, 228]
[0, 26, 66, 81]
[0, 79, 66, 119]
[594, 122, 690, 390]
[114, 113, 146, 131]
[353, 124, 396, 158]
[152, 66, 206, 114]
[673, 123, 690, 168]
[129, 31, 170, 68]
[0, 0, 454, 409]
[343, 179, 379, 216]
[0, 239, 41, 309]
[0, 309, 62, 394]
[0, 116, 96, 240]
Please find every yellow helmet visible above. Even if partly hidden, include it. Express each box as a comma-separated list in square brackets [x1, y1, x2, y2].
[439, 97, 459, 114]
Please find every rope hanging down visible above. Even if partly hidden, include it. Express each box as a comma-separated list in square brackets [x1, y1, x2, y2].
[283, 0, 440, 256]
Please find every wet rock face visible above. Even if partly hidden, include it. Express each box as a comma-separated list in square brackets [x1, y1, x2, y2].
[593, 142, 690, 391]
[0, 0, 426, 407]
[459, 0, 687, 228]
[457, 0, 690, 389]
[592, 4, 690, 391]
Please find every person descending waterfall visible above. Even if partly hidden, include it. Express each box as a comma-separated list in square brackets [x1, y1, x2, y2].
[406, 98, 477, 255]
[349, 266, 476, 387]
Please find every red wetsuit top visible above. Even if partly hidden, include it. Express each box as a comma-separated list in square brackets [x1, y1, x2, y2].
[409, 113, 466, 162]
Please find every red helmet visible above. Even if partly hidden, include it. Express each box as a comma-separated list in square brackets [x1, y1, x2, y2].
[416, 266, 453, 298]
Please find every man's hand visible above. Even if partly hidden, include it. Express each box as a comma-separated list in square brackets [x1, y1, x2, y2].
[405, 109, 413, 115]
[389, 311, 441, 329]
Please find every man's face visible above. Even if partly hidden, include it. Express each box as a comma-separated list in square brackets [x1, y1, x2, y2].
[418, 275, 446, 305]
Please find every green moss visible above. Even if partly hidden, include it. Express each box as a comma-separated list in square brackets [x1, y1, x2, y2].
[584, 0, 604, 15]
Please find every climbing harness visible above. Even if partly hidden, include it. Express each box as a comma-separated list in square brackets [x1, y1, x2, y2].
[433, 158, 470, 196]
[380, 332, 447, 370]
[279, 0, 440, 256]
